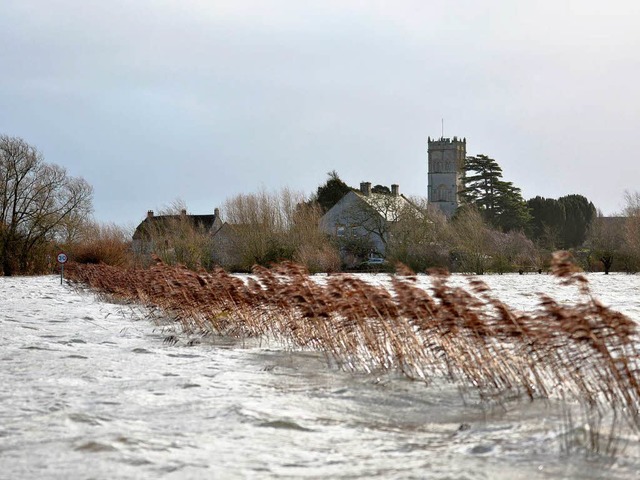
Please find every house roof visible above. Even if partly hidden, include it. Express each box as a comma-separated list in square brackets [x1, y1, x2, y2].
[132, 213, 221, 240]
[320, 189, 422, 227]
[355, 191, 416, 221]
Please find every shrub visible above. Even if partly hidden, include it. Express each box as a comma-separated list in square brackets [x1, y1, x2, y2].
[66, 222, 133, 267]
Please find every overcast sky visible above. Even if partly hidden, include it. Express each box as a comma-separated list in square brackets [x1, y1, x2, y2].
[1, 1, 639, 226]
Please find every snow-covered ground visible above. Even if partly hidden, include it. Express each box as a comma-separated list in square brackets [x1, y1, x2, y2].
[1, 273, 640, 479]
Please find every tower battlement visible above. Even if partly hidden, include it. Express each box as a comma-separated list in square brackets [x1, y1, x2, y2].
[427, 136, 466, 148]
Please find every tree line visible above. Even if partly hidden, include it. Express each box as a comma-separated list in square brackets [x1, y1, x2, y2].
[452, 154, 639, 274]
[2, 135, 638, 275]
[300, 159, 637, 274]
[136, 165, 612, 275]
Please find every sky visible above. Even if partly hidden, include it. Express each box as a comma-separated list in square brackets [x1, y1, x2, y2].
[1, 1, 639, 227]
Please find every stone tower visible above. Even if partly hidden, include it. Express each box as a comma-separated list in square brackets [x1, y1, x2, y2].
[427, 136, 466, 217]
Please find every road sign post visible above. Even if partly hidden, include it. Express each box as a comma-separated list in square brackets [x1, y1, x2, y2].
[57, 252, 68, 285]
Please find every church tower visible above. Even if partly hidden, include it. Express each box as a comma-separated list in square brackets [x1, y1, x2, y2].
[427, 136, 466, 217]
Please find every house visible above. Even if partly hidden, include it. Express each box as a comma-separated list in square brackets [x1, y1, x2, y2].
[210, 222, 251, 270]
[320, 182, 418, 261]
[132, 208, 224, 257]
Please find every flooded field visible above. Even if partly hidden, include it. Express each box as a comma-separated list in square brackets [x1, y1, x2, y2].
[1, 273, 640, 479]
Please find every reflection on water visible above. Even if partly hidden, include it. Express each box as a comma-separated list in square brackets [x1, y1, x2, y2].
[0, 274, 639, 479]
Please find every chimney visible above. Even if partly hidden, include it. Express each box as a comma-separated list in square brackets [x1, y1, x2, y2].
[147, 210, 154, 219]
[214, 207, 220, 217]
[391, 184, 399, 196]
[180, 208, 187, 216]
[360, 181, 372, 196]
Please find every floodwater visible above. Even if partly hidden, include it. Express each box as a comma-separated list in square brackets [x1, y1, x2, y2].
[1, 273, 640, 479]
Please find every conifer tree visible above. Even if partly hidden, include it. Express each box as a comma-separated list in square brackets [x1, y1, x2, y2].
[526, 196, 566, 248]
[526, 194, 596, 249]
[460, 155, 530, 232]
[315, 171, 352, 212]
[557, 194, 597, 248]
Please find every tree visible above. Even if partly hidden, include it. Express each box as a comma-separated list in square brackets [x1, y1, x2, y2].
[586, 212, 623, 274]
[527, 194, 596, 250]
[450, 206, 495, 274]
[386, 198, 451, 272]
[489, 230, 540, 273]
[526, 196, 566, 249]
[221, 189, 295, 268]
[460, 155, 530, 232]
[557, 194, 597, 248]
[0, 135, 93, 275]
[342, 190, 415, 255]
[221, 187, 339, 271]
[338, 235, 377, 268]
[621, 191, 640, 272]
[497, 184, 532, 232]
[315, 171, 352, 213]
[67, 221, 133, 267]
[460, 155, 504, 214]
[289, 201, 341, 272]
[139, 200, 217, 270]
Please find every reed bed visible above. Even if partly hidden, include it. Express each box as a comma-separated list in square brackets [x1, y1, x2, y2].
[65, 252, 640, 445]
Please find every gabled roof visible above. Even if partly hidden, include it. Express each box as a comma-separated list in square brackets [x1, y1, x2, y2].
[133, 213, 222, 240]
[354, 191, 416, 221]
[320, 189, 422, 227]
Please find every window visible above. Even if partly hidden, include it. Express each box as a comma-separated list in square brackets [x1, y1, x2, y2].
[336, 225, 346, 237]
[436, 184, 449, 202]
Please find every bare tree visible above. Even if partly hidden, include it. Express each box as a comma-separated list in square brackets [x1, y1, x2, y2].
[586, 211, 624, 274]
[489, 230, 540, 273]
[67, 221, 133, 267]
[135, 199, 217, 270]
[386, 197, 452, 271]
[289, 202, 341, 272]
[621, 191, 640, 272]
[0, 135, 93, 275]
[220, 187, 339, 271]
[450, 206, 494, 274]
[221, 188, 298, 268]
[342, 192, 415, 254]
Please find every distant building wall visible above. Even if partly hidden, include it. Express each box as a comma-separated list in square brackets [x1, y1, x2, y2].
[319, 190, 386, 255]
[320, 181, 417, 259]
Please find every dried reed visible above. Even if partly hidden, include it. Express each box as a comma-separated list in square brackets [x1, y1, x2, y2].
[65, 251, 640, 447]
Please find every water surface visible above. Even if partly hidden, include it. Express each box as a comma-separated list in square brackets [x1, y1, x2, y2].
[1, 274, 639, 479]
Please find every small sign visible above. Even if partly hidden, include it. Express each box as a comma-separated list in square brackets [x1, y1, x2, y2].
[57, 252, 68, 264]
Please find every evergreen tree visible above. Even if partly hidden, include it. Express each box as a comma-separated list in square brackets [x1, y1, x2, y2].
[526, 196, 566, 244]
[315, 171, 352, 212]
[497, 184, 532, 232]
[460, 155, 503, 216]
[460, 155, 530, 232]
[557, 194, 597, 248]
[372, 184, 391, 195]
[526, 194, 596, 249]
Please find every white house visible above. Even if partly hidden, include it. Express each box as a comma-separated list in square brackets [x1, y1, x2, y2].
[320, 182, 418, 259]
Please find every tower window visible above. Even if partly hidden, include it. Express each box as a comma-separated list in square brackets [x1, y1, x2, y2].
[437, 184, 451, 202]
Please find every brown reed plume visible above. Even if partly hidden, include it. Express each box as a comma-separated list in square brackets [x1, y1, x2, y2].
[65, 251, 640, 447]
